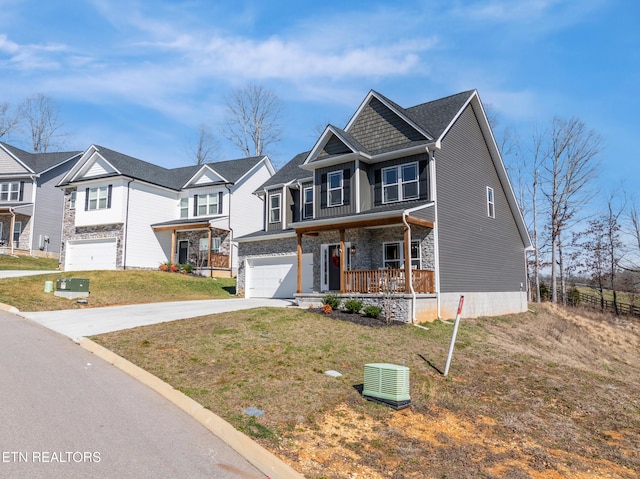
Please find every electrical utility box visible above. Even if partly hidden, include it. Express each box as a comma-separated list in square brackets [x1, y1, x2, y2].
[363, 363, 411, 410]
[55, 278, 90, 299]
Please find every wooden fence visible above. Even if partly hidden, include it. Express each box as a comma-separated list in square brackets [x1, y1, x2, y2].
[574, 291, 640, 318]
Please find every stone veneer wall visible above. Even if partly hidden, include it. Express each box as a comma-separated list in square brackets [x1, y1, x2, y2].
[60, 187, 124, 269]
[237, 225, 435, 299]
[175, 229, 231, 266]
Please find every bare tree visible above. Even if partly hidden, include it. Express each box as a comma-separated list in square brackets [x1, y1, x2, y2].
[222, 83, 283, 157]
[187, 124, 220, 165]
[0, 101, 19, 140]
[18, 93, 67, 153]
[542, 117, 602, 304]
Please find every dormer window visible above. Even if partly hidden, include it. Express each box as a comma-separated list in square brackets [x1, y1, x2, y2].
[327, 171, 343, 207]
[269, 193, 281, 223]
[382, 162, 418, 203]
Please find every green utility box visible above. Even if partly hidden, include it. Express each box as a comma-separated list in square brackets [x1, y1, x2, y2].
[55, 278, 90, 299]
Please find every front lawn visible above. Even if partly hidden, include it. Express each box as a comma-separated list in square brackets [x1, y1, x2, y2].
[0, 270, 236, 311]
[92, 303, 640, 479]
[0, 254, 59, 270]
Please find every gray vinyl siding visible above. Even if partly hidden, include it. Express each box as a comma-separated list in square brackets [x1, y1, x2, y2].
[436, 104, 526, 293]
[369, 153, 430, 207]
[349, 97, 425, 153]
[411, 205, 435, 223]
[358, 164, 371, 211]
[32, 164, 69, 254]
[315, 162, 355, 218]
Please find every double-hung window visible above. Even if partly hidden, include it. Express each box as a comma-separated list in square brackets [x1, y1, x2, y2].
[327, 171, 343, 207]
[383, 241, 421, 269]
[487, 186, 495, 218]
[87, 186, 111, 210]
[196, 193, 218, 216]
[180, 198, 189, 218]
[269, 193, 281, 223]
[0, 182, 20, 202]
[303, 186, 313, 219]
[382, 162, 419, 203]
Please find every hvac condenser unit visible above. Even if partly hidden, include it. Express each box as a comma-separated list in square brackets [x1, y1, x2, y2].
[363, 363, 411, 410]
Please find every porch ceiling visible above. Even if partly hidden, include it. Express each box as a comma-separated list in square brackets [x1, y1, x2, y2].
[295, 214, 433, 235]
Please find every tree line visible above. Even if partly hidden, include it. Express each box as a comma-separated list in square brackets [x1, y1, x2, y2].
[494, 110, 639, 315]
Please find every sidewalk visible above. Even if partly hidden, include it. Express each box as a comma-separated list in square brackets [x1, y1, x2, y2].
[20, 298, 295, 341]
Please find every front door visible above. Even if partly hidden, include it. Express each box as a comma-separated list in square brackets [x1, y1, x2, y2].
[321, 243, 351, 292]
[178, 240, 189, 264]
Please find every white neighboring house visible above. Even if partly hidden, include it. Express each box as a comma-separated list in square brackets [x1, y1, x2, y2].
[57, 145, 274, 273]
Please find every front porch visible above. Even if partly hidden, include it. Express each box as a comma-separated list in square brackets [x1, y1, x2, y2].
[344, 268, 435, 294]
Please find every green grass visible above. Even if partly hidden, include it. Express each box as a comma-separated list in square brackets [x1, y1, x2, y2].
[0, 254, 59, 270]
[0, 270, 237, 311]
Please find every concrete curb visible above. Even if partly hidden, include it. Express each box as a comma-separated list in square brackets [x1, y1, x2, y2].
[0, 302, 19, 314]
[79, 337, 305, 479]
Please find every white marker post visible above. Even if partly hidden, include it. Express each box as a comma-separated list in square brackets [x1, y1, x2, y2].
[443, 295, 464, 377]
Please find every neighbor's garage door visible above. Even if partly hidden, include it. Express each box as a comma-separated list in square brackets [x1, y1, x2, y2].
[246, 254, 313, 298]
[65, 238, 117, 271]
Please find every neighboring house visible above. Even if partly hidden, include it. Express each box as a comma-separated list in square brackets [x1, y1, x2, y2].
[236, 89, 532, 322]
[57, 145, 274, 273]
[0, 142, 82, 258]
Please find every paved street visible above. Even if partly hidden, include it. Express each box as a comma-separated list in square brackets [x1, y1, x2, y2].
[0, 310, 265, 479]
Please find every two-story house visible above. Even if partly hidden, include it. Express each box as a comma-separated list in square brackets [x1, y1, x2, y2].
[236, 90, 532, 322]
[0, 142, 82, 258]
[57, 144, 274, 273]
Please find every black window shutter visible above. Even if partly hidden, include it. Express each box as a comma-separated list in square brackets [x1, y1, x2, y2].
[85, 188, 90, 211]
[343, 169, 351, 206]
[419, 159, 429, 200]
[19, 181, 24, 201]
[320, 173, 327, 208]
[374, 169, 382, 206]
[107, 185, 113, 208]
[218, 191, 223, 214]
[193, 195, 198, 216]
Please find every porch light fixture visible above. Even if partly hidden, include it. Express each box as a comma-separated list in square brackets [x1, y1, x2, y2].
[350, 244, 357, 255]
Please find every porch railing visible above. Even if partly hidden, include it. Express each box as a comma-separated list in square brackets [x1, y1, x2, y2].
[343, 269, 435, 294]
[209, 253, 230, 269]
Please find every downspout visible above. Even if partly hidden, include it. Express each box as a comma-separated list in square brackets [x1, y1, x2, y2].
[402, 201, 436, 324]
[29, 174, 37, 255]
[225, 184, 234, 282]
[122, 179, 134, 269]
[427, 143, 442, 318]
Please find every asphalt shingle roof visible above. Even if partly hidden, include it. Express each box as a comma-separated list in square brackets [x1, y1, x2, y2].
[71, 145, 267, 191]
[1, 142, 82, 173]
[258, 151, 311, 190]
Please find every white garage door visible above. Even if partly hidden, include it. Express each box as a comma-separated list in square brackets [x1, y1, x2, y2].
[65, 238, 117, 271]
[246, 254, 313, 298]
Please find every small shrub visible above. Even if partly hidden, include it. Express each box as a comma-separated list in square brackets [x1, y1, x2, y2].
[322, 304, 333, 315]
[179, 263, 193, 274]
[363, 305, 382, 318]
[170, 264, 179, 273]
[322, 294, 341, 310]
[344, 298, 363, 314]
[158, 263, 169, 272]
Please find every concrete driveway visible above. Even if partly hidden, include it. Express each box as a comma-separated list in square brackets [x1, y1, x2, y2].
[20, 298, 295, 341]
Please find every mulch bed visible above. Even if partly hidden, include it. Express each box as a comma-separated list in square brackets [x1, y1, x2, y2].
[306, 308, 405, 327]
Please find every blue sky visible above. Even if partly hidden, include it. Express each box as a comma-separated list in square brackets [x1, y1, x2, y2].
[0, 0, 637, 192]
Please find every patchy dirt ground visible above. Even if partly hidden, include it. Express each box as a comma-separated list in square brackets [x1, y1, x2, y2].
[94, 304, 640, 479]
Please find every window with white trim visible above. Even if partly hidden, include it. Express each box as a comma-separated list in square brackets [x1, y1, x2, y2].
[211, 236, 221, 253]
[383, 240, 421, 269]
[88, 186, 110, 210]
[196, 193, 219, 216]
[303, 186, 313, 219]
[382, 162, 419, 203]
[487, 186, 495, 218]
[69, 191, 77, 209]
[0, 182, 20, 201]
[13, 221, 21, 244]
[180, 198, 189, 218]
[327, 171, 343, 207]
[269, 193, 281, 223]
